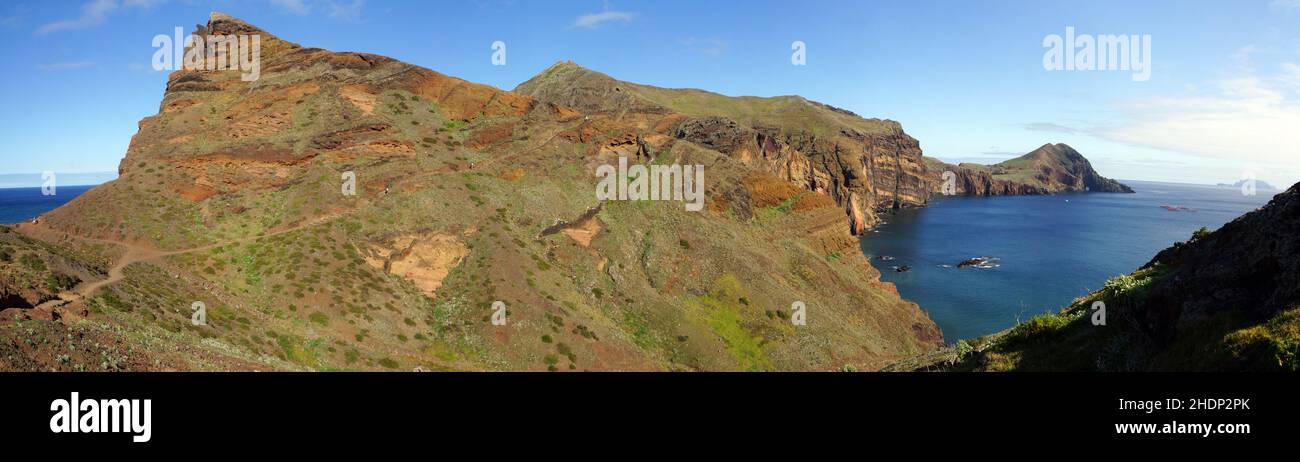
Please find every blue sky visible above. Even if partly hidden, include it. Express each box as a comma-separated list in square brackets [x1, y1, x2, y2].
[2, 0, 1299, 187]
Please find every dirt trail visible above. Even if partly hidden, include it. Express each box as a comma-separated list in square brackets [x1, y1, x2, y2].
[26, 212, 346, 311]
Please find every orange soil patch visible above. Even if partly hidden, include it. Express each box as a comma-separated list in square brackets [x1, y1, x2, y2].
[339, 84, 376, 114]
[559, 117, 619, 144]
[397, 69, 534, 121]
[544, 102, 581, 121]
[364, 233, 469, 296]
[173, 183, 218, 202]
[652, 114, 688, 133]
[350, 139, 416, 158]
[228, 111, 292, 139]
[561, 216, 604, 247]
[283, 81, 321, 100]
[743, 172, 834, 211]
[595, 133, 644, 158]
[163, 99, 201, 113]
[466, 122, 515, 149]
[499, 168, 526, 181]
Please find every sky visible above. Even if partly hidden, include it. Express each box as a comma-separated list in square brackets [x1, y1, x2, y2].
[1, 0, 1299, 188]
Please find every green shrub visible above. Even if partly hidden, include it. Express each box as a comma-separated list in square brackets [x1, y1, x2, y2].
[308, 312, 329, 326]
[19, 253, 45, 271]
[1004, 312, 1074, 345]
[45, 273, 79, 292]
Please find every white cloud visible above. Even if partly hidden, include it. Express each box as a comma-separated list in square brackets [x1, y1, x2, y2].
[1094, 69, 1300, 171]
[1281, 62, 1300, 91]
[34, 0, 169, 35]
[35, 0, 118, 35]
[679, 37, 728, 57]
[36, 0, 354, 35]
[1272, 0, 1300, 12]
[269, 0, 365, 19]
[123, 0, 167, 9]
[269, 0, 312, 15]
[327, 0, 365, 20]
[0, 5, 32, 28]
[573, 10, 634, 29]
[38, 61, 95, 70]
[1022, 122, 1078, 134]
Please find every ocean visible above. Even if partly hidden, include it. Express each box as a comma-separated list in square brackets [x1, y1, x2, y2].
[859, 180, 1280, 342]
[0, 185, 96, 225]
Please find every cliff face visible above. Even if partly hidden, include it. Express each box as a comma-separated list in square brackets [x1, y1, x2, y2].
[1139, 183, 1300, 337]
[891, 182, 1300, 372]
[924, 157, 1051, 196]
[924, 143, 1133, 197]
[515, 62, 930, 235]
[672, 117, 928, 234]
[4, 14, 942, 371]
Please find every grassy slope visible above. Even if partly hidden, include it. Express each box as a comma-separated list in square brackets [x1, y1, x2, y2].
[517, 62, 899, 137]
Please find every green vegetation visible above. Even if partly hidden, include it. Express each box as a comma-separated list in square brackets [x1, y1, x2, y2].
[19, 253, 45, 271]
[308, 312, 329, 326]
[686, 275, 772, 371]
[1222, 308, 1300, 371]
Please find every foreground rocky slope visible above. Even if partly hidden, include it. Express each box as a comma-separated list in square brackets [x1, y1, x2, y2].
[1, 13, 941, 371]
[889, 182, 1299, 371]
[924, 143, 1132, 196]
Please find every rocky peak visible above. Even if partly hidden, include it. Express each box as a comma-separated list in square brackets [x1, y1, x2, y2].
[926, 143, 1133, 196]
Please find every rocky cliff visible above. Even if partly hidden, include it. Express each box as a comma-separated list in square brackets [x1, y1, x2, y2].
[925, 143, 1133, 196]
[515, 62, 930, 235]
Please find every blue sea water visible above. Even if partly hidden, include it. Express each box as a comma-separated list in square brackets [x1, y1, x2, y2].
[0, 185, 96, 224]
[859, 180, 1280, 342]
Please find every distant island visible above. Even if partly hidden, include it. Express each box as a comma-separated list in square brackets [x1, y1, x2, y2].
[1217, 179, 1277, 191]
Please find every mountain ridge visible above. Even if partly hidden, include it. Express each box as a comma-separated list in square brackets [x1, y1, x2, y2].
[516, 60, 931, 235]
